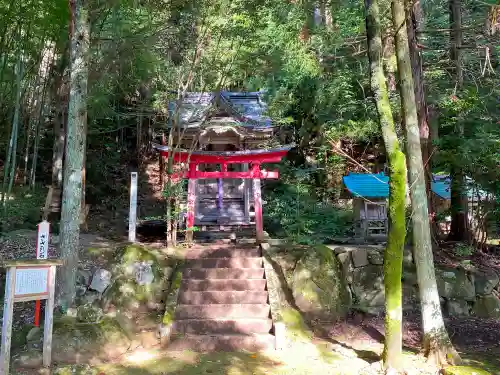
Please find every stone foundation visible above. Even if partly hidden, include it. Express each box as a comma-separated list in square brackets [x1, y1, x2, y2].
[327, 244, 500, 318]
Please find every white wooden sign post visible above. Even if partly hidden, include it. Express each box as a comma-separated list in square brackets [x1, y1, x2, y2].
[128, 172, 138, 242]
[0, 259, 62, 374]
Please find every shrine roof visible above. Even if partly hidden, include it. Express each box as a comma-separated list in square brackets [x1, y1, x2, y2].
[431, 175, 489, 201]
[168, 91, 272, 128]
[344, 172, 490, 201]
[343, 173, 389, 198]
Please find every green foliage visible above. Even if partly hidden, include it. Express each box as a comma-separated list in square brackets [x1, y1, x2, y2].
[264, 165, 353, 245]
[0, 187, 44, 233]
[454, 242, 475, 257]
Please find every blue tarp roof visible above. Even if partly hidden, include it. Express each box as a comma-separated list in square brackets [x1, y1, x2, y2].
[344, 172, 490, 200]
[343, 173, 389, 198]
[431, 175, 450, 200]
[431, 175, 490, 200]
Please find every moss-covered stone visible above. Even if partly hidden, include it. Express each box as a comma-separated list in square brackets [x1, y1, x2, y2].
[77, 305, 104, 323]
[351, 265, 385, 309]
[102, 244, 173, 311]
[162, 268, 182, 325]
[291, 245, 350, 320]
[472, 294, 500, 318]
[50, 316, 131, 363]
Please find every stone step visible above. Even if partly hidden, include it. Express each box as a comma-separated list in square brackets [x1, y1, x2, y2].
[175, 304, 270, 319]
[183, 268, 265, 280]
[185, 257, 263, 269]
[178, 291, 268, 305]
[181, 279, 267, 291]
[184, 246, 261, 259]
[168, 334, 275, 352]
[172, 318, 273, 334]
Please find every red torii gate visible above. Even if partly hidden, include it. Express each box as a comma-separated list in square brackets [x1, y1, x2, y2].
[153, 144, 293, 242]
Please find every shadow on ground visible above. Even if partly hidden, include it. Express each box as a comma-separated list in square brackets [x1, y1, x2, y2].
[52, 351, 286, 375]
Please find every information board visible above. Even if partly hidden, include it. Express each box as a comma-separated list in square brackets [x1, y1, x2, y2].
[14, 267, 50, 298]
[1, 261, 61, 373]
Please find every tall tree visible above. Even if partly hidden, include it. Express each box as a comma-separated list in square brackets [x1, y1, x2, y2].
[392, 0, 461, 365]
[365, 0, 406, 371]
[448, 0, 468, 241]
[58, 0, 89, 309]
[406, 1, 434, 213]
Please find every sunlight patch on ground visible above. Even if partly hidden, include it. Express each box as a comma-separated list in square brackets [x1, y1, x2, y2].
[125, 349, 159, 364]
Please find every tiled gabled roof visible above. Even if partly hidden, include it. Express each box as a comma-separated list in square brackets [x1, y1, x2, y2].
[168, 91, 272, 128]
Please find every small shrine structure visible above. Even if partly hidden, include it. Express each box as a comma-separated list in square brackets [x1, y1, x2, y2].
[342, 172, 389, 239]
[153, 91, 293, 242]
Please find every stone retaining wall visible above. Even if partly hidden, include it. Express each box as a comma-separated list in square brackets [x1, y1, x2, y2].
[327, 244, 500, 318]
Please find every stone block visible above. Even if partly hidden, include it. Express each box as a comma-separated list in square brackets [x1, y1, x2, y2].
[351, 265, 385, 307]
[337, 252, 354, 283]
[474, 270, 499, 295]
[291, 248, 351, 319]
[403, 247, 413, 266]
[472, 294, 500, 318]
[326, 245, 347, 255]
[76, 268, 92, 287]
[90, 268, 112, 293]
[351, 248, 369, 268]
[367, 249, 384, 265]
[402, 267, 418, 286]
[446, 299, 470, 317]
[436, 267, 475, 301]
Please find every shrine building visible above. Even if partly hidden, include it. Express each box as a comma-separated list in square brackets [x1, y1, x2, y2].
[153, 91, 293, 242]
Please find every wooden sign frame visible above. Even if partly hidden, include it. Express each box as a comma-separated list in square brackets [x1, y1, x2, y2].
[1, 259, 62, 374]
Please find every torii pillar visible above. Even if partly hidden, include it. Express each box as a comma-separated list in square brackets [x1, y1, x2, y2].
[252, 163, 264, 243]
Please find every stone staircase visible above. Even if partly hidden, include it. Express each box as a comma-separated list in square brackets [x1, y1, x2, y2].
[169, 244, 275, 351]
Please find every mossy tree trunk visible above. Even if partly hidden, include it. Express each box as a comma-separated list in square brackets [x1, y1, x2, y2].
[59, 0, 89, 309]
[392, 0, 461, 366]
[365, 0, 406, 371]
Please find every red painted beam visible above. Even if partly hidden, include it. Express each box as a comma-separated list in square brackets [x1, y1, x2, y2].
[170, 170, 279, 180]
[159, 151, 288, 164]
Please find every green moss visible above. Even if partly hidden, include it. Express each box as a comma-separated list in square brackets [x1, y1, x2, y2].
[171, 268, 183, 290]
[282, 307, 311, 341]
[11, 324, 34, 349]
[162, 311, 174, 325]
[162, 268, 183, 326]
[443, 366, 492, 375]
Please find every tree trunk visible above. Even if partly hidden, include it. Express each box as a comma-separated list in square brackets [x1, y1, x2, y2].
[365, 0, 406, 371]
[159, 132, 166, 190]
[5, 53, 23, 204]
[58, 0, 89, 309]
[406, 1, 440, 241]
[448, 0, 468, 241]
[392, 0, 461, 366]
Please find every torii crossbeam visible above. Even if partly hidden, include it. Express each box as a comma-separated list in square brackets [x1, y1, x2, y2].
[153, 143, 293, 242]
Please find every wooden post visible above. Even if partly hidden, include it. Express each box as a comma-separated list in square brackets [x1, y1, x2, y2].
[128, 172, 138, 242]
[243, 163, 251, 224]
[252, 163, 264, 243]
[186, 163, 196, 243]
[0, 267, 15, 375]
[42, 265, 56, 367]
